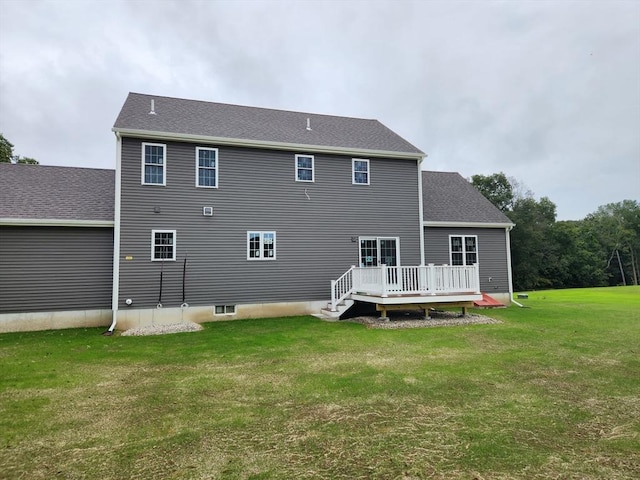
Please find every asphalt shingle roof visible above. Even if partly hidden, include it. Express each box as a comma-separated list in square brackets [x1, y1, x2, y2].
[0, 164, 114, 222]
[422, 171, 513, 225]
[113, 93, 424, 157]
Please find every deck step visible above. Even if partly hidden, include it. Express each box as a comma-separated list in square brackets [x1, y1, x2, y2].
[318, 299, 355, 320]
[474, 293, 505, 308]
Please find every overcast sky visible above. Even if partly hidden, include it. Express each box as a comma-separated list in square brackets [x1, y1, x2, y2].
[1, 0, 638, 220]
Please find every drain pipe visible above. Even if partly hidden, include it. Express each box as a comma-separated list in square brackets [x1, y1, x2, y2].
[104, 131, 122, 335]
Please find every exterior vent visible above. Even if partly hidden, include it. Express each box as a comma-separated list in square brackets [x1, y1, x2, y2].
[203, 206, 213, 216]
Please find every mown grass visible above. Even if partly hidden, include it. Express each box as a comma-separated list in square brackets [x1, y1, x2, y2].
[1, 286, 638, 479]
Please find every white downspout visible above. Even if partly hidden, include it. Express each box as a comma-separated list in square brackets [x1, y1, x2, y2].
[417, 155, 427, 266]
[505, 224, 516, 305]
[107, 132, 122, 332]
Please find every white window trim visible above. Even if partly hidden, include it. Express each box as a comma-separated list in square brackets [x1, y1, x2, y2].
[214, 305, 236, 315]
[358, 236, 401, 267]
[352, 158, 370, 185]
[448, 234, 478, 266]
[295, 154, 314, 183]
[151, 229, 177, 261]
[247, 231, 277, 260]
[195, 147, 219, 188]
[141, 142, 167, 186]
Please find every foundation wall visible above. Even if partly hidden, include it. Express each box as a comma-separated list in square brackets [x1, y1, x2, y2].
[115, 300, 328, 331]
[0, 309, 111, 334]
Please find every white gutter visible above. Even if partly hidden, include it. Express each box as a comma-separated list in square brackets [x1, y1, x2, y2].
[107, 132, 123, 333]
[0, 218, 113, 227]
[112, 127, 425, 161]
[505, 224, 516, 305]
[423, 220, 515, 229]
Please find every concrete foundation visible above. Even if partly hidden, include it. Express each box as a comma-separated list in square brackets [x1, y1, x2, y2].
[115, 300, 329, 331]
[0, 309, 111, 334]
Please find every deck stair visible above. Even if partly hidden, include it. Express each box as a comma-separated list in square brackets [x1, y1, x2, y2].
[315, 299, 355, 321]
[473, 292, 505, 308]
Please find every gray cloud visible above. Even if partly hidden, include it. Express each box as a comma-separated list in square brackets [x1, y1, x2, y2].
[1, 0, 638, 220]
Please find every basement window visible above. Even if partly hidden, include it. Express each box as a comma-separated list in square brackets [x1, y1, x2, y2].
[214, 305, 236, 315]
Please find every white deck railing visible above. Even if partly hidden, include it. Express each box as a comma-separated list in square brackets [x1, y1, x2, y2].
[330, 264, 481, 311]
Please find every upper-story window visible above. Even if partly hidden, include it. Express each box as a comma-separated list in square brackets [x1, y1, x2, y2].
[295, 154, 314, 182]
[196, 147, 218, 188]
[152, 230, 176, 261]
[352, 159, 370, 185]
[247, 231, 276, 260]
[142, 143, 166, 186]
[450, 235, 477, 266]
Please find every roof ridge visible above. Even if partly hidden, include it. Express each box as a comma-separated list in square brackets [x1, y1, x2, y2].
[127, 92, 379, 123]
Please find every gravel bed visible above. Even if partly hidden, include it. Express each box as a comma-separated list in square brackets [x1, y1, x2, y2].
[121, 321, 203, 336]
[345, 309, 502, 329]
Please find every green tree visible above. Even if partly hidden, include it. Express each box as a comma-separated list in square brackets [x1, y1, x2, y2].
[584, 200, 640, 286]
[470, 172, 514, 212]
[0, 133, 14, 163]
[508, 196, 557, 290]
[0, 133, 39, 164]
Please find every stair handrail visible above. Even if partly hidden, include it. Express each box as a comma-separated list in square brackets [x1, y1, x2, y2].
[331, 265, 356, 312]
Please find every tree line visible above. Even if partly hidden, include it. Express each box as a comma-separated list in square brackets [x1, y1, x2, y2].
[471, 172, 639, 291]
[0, 133, 39, 164]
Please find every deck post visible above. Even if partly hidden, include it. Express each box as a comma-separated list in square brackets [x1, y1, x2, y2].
[381, 264, 388, 297]
[428, 264, 436, 295]
[474, 264, 481, 294]
[330, 279, 337, 312]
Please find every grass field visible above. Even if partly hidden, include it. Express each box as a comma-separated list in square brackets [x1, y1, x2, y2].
[1, 286, 639, 479]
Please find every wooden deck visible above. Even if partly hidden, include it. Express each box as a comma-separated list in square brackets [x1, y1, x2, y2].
[330, 264, 483, 319]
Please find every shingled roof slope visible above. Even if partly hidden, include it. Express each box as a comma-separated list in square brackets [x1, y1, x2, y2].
[114, 93, 424, 157]
[422, 171, 513, 225]
[0, 164, 114, 222]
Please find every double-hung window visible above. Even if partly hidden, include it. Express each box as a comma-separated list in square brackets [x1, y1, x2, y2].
[352, 159, 370, 185]
[142, 143, 166, 185]
[247, 231, 276, 260]
[196, 147, 218, 188]
[295, 154, 314, 182]
[450, 235, 477, 266]
[152, 230, 176, 261]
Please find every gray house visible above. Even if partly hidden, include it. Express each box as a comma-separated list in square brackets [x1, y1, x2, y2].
[422, 171, 515, 305]
[0, 93, 514, 333]
[0, 164, 114, 332]
[111, 93, 427, 330]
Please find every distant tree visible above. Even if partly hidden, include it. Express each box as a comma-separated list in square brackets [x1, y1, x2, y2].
[508, 196, 557, 290]
[541, 220, 608, 288]
[0, 133, 39, 164]
[584, 200, 640, 286]
[0, 133, 13, 163]
[470, 172, 514, 212]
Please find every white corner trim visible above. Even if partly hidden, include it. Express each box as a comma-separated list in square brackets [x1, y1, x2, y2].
[0, 218, 114, 227]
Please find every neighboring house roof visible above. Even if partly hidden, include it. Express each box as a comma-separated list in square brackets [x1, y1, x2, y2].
[422, 171, 514, 227]
[0, 164, 114, 226]
[113, 92, 424, 159]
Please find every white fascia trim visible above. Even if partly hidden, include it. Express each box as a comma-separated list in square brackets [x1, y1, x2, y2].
[423, 221, 515, 229]
[112, 127, 425, 161]
[0, 218, 114, 227]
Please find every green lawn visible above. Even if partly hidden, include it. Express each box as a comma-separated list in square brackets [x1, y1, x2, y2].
[1, 286, 639, 479]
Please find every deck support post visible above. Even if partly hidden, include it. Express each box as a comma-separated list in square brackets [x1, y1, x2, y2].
[380, 264, 388, 297]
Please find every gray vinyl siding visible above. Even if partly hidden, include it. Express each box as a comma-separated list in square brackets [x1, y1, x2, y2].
[0, 226, 114, 313]
[118, 137, 421, 309]
[424, 227, 510, 294]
